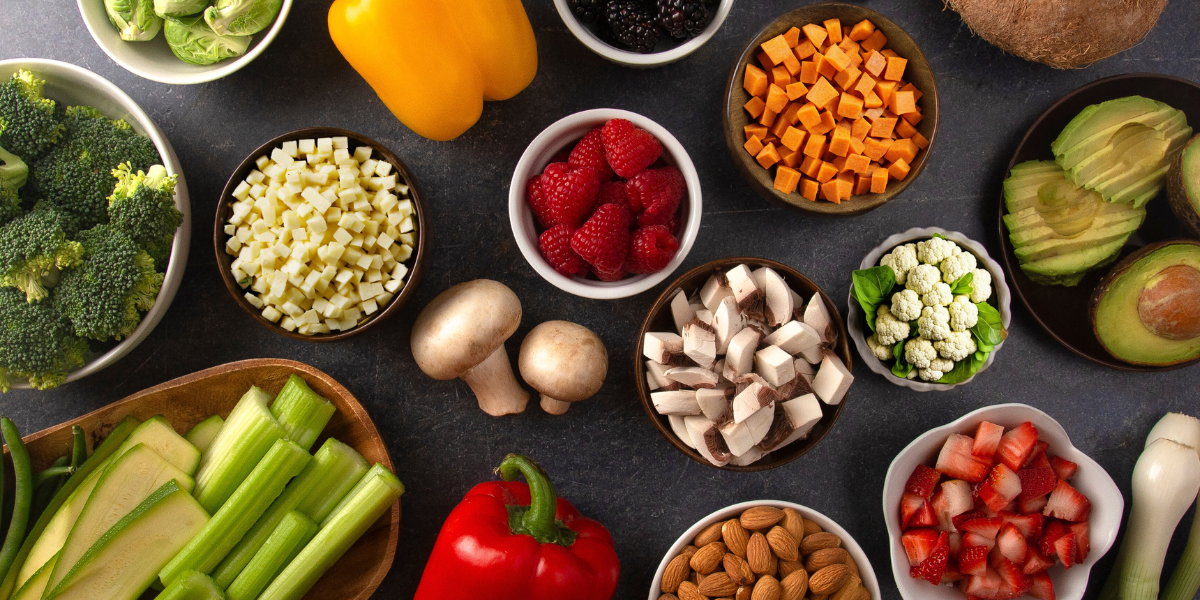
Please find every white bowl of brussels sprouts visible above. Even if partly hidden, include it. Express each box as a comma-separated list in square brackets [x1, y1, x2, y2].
[78, 0, 293, 85]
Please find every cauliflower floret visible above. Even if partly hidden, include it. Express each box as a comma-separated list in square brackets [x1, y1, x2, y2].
[867, 334, 893, 361]
[875, 304, 910, 346]
[890, 289, 922, 321]
[917, 305, 951, 341]
[948, 295, 979, 332]
[917, 237, 957, 266]
[934, 331, 977, 362]
[940, 250, 978, 285]
[969, 268, 993, 304]
[905, 264, 941, 295]
[880, 243, 918, 285]
[907, 370, 918, 379]
[919, 357, 956, 383]
[922, 282, 953, 307]
[905, 337, 938, 369]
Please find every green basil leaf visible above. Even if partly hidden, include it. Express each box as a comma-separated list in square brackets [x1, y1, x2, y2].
[971, 302, 1008, 348]
[950, 272, 974, 296]
[852, 266, 896, 331]
[892, 339, 914, 379]
[910, 321, 920, 338]
[938, 350, 989, 384]
[932, 233, 946, 240]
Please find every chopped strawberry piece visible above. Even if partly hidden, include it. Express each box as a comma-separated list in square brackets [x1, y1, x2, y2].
[905, 464, 941, 498]
[937, 434, 993, 483]
[963, 532, 997, 551]
[1038, 520, 1069, 557]
[910, 565, 923, 579]
[941, 480, 976, 519]
[1027, 572, 1056, 600]
[1000, 511, 1044, 539]
[993, 557, 1027, 596]
[901, 492, 928, 530]
[996, 422, 1039, 471]
[973, 422, 1005, 459]
[960, 516, 1003, 539]
[996, 523, 1028, 564]
[1043, 480, 1092, 522]
[902, 528, 940, 566]
[922, 531, 951, 585]
[1054, 532, 1077, 568]
[1018, 494, 1049, 515]
[1068, 521, 1090, 563]
[1022, 548, 1055, 575]
[1023, 441, 1049, 468]
[941, 563, 966, 584]
[959, 545, 989, 577]
[913, 502, 938, 528]
[1018, 466, 1058, 501]
[965, 568, 1003, 599]
[1050, 456, 1078, 481]
[979, 464, 1023, 513]
[954, 510, 989, 530]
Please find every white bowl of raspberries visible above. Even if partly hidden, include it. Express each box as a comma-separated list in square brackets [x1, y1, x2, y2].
[509, 108, 701, 299]
[883, 404, 1123, 600]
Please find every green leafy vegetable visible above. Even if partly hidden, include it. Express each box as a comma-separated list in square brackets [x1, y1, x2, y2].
[939, 350, 988, 385]
[891, 339, 914, 379]
[950, 272, 974, 296]
[932, 233, 946, 240]
[164, 16, 251, 66]
[852, 266, 895, 331]
[203, 0, 281, 36]
[104, 0, 162, 41]
[971, 302, 1007, 349]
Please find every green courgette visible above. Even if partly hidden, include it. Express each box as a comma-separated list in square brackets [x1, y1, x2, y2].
[184, 417, 224, 455]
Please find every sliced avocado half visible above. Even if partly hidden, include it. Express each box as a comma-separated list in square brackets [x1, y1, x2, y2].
[1167, 133, 1200, 238]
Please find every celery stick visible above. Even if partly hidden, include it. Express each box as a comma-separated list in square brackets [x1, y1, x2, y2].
[155, 570, 225, 600]
[257, 465, 403, 600]
[192, 386, 288, 514]
[210, 439, 366, 588]
[184, 416, 224, 454]
[270, 376, 335, 451]
[159, 439, 310, 587]
[225, 512, 317, 600]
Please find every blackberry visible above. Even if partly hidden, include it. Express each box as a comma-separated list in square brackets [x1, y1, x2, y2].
[656, 0, 711, 40]
[603, 0, 662, 54]
[569, 0, 605, 23]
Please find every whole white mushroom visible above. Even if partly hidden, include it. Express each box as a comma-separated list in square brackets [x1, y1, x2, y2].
[518, 321, 608, 415]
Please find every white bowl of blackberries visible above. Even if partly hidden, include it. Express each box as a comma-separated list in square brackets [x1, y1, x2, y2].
[554, 0, 735, 67]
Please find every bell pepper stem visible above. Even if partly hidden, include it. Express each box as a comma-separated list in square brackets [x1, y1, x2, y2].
[497, 454, 576, 547]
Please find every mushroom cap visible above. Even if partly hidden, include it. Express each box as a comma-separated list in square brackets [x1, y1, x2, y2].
[518, 321, 608, 403]
[411, 279, 522, 380]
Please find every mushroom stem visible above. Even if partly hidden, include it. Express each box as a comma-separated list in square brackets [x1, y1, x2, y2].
[461, 345, 529, 416]
[539, 395, 572, 415]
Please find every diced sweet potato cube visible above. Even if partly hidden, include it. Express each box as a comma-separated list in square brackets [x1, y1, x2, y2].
[862, 50, 887, 77]
[770, 113, 792, 138]
[829, 125, 852, 157]
[761, 35, 792, 65]
[851, 118, 872, 141]
[782, 102, 804, 125]
[799, 178, 820, 201]
[820, 91, 842, 113]
[890, 90, 916, 115]
[757, 52, 774, 71]
[780, 148, 802, 167]
[820, 179, 843, 203]
[846, 153, 871, 174]
[823, 44, 852, 72]
[744, 64, 770, 97]
[762, 135, 779, 146]
[864, 106, 886, 121]
[848, 19, 875, 41]
[781, 126, 807, 152]
[771, 66, 792, 87]
[796, 103, 822, 129]
[869, 116, 898, 138]
[848, 135, 866, 156]
[830, 155, 849, 172]
[888, 158, 910, 180]
[863, 90, 883, 109]
[911, 131, 930, 150]
[816, 161, 838, 183]
[744, 96, 766, 119]
[810, 110, 837, 135]
[900, 82, 923, 101]
[869, 166, 888, 192]
[874, 80, 898, 105]
[863, 137, 892, 161]
[756, 142, 781, 168]
[800, 155, 822, 178]
[802, 23, 828, 47]
[837, 169, 855, 185]
[834, 65, 861, 90]
[794, 39, 817, 60]
[895, 118, 917, 139]
[782, 52, 802, 76]
[885, 138, 918, 164]
[759, 107, 778, 127]
[783, 26, 801, 48]
[853, 73, 877, 97]
[837, 93, 864, 120]
[744, 135, 764, 156]
[805, 77, 839, 109]
[803, 133, 828, 158]
[774, 166, 802, 194]
[816, 55, 839, 79]
[744, 124, 769, 141]
[902, 110, 923, 126]
[884, 56, 908, 81]
[785, 82, 809, 101]
[854, 173, 872, 195]
[861, 30, 888, 53]
[881, 48, 900, 58]
[766, 84, 790, 113]
[823, 18, 842, 43]
[800, 60, 819, 85]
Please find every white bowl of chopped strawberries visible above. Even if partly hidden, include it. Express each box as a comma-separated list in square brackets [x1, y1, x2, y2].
[883, 404, 1124, 600]
[508, 108, 702, 299]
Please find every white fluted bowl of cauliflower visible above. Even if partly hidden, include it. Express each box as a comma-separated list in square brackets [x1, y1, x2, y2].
[846, 227, 1012, 392]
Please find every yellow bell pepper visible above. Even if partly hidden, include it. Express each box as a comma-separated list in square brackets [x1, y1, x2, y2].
[328, 0, 538, 142]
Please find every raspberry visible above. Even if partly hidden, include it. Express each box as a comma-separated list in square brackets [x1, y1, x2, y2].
[594, 181, 634, 220]
[626, 166, 684, 227]
[627, 225, 678, 274]
[601, 118, 662, 178]
[526, 175, 555, 228]
[593, 264, 628, 281]
[542, 162, 599, 227]
[568, 127, 617, 182]
[570, 203, 630, 273]
[539, 224, 588, 277]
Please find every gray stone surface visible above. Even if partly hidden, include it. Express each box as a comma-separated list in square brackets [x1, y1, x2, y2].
[3, 1, 1200, 598]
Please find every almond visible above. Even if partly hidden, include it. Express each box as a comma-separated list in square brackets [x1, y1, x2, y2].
[765, 526, 799, 562]
[780, 569, 809, 600]
[751, 574, 781, 600]
[803, 518, 823, 537]
[662, 553, 692, 593]
[778, 560, 804, 580]
[747, 532, 772, 574]
[852, 587, 871, 600]
[740, 506, 785, 531]
[698, 572, 738, 597]
[695, 521, 725, 547]
[767, 553, 778, 578]
[808, 564, 850, 595]
[844, 555, 860, 577]
[780, 508, 806, 544]
[658, 595, 680, 600]
[676, 581, 704, 600]
[800, 532, 841, 555]
[724, 553, 756, 586]
[805, 547, 849, 572]
[829, 575, 861, 600]
[723, 518, 750, 557]
[690, 541, 726, 574]
[736, 586, 752, 600]
[681, 545, 700, 559]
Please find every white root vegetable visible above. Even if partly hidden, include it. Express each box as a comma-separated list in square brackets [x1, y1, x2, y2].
[1147, 413, 1200, 600]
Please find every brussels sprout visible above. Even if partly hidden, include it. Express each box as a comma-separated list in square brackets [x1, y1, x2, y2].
[164, 15, 251, 65]
[203, 0, 282, 36]
[105, 0, 163, 41]
[154, 0, 209, 18]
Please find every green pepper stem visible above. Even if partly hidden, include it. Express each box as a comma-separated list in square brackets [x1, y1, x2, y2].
[497, 454, 575, 547]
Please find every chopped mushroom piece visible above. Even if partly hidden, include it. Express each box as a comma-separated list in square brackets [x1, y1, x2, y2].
[669, 415, 695, 449]
[664, 366, 719, 389]
[645, 360, 672, 390]
[755, 345, 796, 387]
[760, 267, 795, 327]
[729, 446, 765, 466]
[682, 321, 717, 368]
[712, 296, 744, 355]
[732, 382, 773, 423]
[699, 273, 734, 311]
[518, 321, 607, 415]
[643, 331, 684, 364]
[764, 320, 821, 355]
[724, 327, 761, 379]
[812, 354, 853, 405]
[795, 358, 816, 379]
[670, 289, 695, 334]
[720, 401, 775, 456]
[758, 393, 823, 452]
[694, 308, 714, 326]
[685, 415, 731, 467]
[651, 390, 701, 415]
[804, 293, 837, 345]
[696, 387, 733, 423]
[725, 264, 764, 319]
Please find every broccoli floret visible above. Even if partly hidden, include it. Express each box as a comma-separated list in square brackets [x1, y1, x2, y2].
[29, 106, 159, 230]
[108, 163, 182, 248]
[54, 224, 162, 341]
[0, 70, 65, 160]
[0, 287, 88, 392]
[0, 188, 22, 227]
[0, 206, 83, 302]
[141, 234, 174, 272]
[0, 141, 28, 192]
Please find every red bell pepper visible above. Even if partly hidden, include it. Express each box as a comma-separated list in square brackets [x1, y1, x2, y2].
[414, 454, 620, 600]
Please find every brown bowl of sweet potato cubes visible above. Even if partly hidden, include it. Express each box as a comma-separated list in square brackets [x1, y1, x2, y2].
[722, 4, 939, 217]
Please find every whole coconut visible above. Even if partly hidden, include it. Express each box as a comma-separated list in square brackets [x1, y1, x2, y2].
[944, 0, 1167, 69]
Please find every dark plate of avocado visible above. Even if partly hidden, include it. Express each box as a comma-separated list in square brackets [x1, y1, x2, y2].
[998, 73, 1200, 371]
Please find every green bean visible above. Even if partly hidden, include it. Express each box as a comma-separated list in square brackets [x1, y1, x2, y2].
[0, 418, 32, 586]
[31, 463, 74, 489]
[30, 456, 69, 526]
[70, 426, 86, 469]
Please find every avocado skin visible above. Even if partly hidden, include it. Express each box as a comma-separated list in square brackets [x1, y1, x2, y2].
[1167, 133, 1200, 239]
[1090, 239, 1200, 367]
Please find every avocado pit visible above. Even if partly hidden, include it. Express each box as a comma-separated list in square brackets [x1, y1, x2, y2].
[1137, 265, 1200, 340]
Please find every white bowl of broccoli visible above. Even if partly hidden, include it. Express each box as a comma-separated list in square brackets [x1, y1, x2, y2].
[0, 58, 190, 391]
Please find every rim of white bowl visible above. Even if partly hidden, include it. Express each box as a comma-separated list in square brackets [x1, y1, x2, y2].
[881, 403, 1124, 600]
[0, 58, 190, 387]
[845, 226, 1012, 392]
[77, 0, 293, 85]
[648, 500, 882, 599]
[552, 0, 735, 68]
[508, 108, 702, 300]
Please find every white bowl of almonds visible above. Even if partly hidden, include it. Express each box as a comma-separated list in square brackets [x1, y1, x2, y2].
[215, 127, 426, 341]
[650, 500, 881, 600]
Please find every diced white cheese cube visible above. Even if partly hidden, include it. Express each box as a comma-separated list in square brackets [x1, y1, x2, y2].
[244, 293, 264, 308]
[262, 306, 282, 322]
